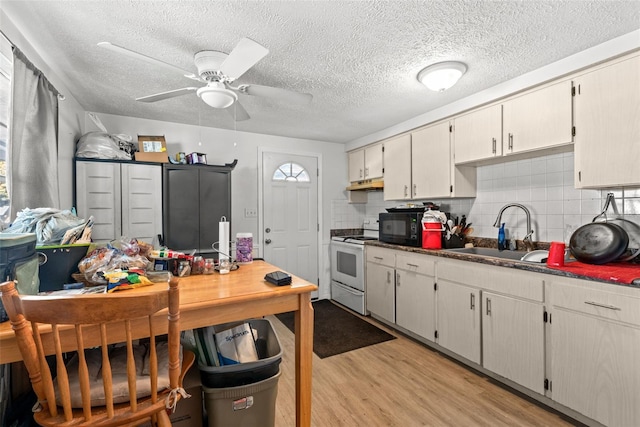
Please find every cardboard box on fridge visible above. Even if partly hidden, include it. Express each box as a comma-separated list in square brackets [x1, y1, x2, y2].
[135, 135, 169, 163]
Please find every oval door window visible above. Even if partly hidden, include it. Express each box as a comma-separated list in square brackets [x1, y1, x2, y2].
[272, 162, 310, 182]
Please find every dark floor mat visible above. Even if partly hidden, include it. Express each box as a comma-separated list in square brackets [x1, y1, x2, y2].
[275, 299, 396, 358]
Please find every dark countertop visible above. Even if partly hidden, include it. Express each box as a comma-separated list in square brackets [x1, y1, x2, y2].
[365, 240, 640, 288]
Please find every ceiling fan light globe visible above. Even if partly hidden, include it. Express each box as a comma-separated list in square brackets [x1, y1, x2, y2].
[197, 85, 238, 109]
[418, 61, 467, 92]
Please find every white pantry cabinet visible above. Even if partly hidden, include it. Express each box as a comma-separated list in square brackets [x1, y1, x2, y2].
[548, 276, 640, 427]
[573, 53, 640, 188]
[365, 246, 396, 324]
[394, 251, 436, 340]
[348, 143, 384, 182]
[75, 160, 162, 244]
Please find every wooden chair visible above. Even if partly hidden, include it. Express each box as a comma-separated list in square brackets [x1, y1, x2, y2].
[0, 277, 195, 426]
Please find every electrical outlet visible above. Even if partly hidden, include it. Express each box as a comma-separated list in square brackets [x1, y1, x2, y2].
[244, 208, 258, 218]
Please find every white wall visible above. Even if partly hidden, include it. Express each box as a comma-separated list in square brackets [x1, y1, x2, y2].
[85, 112, 346, 298]
[332, 151, 640, 246]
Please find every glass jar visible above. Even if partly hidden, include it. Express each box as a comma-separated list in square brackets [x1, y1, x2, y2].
[191, 256, 205, 275]
[203, 258, 215, 274]
[178, 260, 191, 277]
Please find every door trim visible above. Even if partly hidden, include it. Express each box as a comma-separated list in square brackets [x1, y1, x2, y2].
[257, 147, 323, 287]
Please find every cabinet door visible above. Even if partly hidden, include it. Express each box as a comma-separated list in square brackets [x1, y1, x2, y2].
[436, 279, 481, 364]
[482, 292, 545, 394]
[502, 80, 573, 155]
[383, 134, 412, 201]
[453, 104, 502, 164]
[366, 262, 395, 323]
[396, 269, 435, 340]
[551, 309, 640, 427]
[348, 149, 365, 182]
[163, 168, 200, 252]
[199, 168, 231, 255]
[121, 163, 162, 243]
[364, 143, 383, 180]
[411, 122, 451, 199]
[574, 55, 640, 188]
[75, 161, 121, 242]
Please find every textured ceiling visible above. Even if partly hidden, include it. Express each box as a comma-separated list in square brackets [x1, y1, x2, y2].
[2, 1, 639, 144]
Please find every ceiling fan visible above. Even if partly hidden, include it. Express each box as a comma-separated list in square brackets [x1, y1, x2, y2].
[98, 38, 313, 121]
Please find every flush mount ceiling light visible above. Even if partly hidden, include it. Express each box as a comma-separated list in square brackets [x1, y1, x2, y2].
[417, 61, 467, 92]
[197, 82, 238, 108]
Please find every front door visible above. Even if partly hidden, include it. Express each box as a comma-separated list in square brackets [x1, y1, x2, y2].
[261, 151, 319, 296]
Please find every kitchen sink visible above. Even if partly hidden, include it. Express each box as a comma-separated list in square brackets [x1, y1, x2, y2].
[444, 247, 549, 263]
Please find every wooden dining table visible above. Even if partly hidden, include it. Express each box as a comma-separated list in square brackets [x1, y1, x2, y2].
[0, 259, 317, 427]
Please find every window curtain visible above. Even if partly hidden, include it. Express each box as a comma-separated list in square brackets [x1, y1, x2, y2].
[9, 46, 60, 221]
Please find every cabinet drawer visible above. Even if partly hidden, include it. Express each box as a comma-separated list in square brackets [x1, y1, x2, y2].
[437, 258, 544, 302]
[366, 246, 395, 267]
[550, 277, 640, 326]
[396, 252, 435, 276]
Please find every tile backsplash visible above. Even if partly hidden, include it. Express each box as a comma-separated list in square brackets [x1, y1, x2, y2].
[332, 151, 640, 244]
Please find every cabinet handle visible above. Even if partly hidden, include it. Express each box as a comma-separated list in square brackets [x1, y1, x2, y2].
[413, 184, 417, 197]
[365, 167, 369, 177]
[374, 256, 383, 260]
[406, 263, 419, 268]
[584, 301, 621, 311]
[359, 169, 363, 178]
[492, 137, 496, 154]
[396, 272, 400, 286]
[470, 293, 475, 310]
[404, 185, 408, 197]
[387, 271, 391, 283]
[486, 297, 491, 315]
[508, 133, 513, 150]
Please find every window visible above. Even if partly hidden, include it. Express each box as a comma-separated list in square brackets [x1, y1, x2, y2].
[272, 162, 310, 182]
[0, 35, 11, 226]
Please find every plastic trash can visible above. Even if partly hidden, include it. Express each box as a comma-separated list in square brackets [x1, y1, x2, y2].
[199, 318, 282, 427]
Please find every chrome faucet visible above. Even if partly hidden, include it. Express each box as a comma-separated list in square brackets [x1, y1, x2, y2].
[493, 203, 535, 252]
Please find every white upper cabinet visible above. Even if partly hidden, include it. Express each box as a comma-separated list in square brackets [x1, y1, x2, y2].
[573, 53, 640, 188]
[453, 104, 502, 164]
[348, 142, 384, 182]
[384, 122, 476, 201]
[454, 80, 573, 165]
[382, 134, 413, 200]
[502, 80, 573, 155]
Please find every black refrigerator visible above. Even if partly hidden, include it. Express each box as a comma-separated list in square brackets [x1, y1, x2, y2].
[162, 161, 236, 257]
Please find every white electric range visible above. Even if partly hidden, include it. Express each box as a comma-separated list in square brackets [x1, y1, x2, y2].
[330, 216, 379, 315]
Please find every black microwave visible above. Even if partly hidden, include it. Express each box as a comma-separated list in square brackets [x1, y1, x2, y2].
[378, 212, 423, 247]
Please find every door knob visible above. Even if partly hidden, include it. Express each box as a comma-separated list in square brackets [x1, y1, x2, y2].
[265, 228, 271, 233]
[265, 239, 272, 244]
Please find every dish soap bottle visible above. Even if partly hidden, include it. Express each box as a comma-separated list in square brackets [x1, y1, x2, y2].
[498, 223, 506, 251]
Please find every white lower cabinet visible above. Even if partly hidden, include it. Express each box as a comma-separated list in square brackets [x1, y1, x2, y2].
[549, 276, 640, 427]
[395, 252, 436, 340]
[482, 292, 545, 394]
[365, 247, 396, 324]
[436, 279, 481, 364]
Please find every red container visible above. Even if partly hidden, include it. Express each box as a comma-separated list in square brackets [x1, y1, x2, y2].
[422, 221, 443, 249]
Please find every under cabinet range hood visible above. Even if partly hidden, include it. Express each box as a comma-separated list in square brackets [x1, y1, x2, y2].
[346, 179, 384, 191]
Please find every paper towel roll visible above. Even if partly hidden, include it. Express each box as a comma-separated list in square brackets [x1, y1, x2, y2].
[219, 217, 230, 261]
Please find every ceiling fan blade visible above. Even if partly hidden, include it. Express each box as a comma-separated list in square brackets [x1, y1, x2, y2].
[226, 101, 250, 121]
[219, 38, 269, 80]
[98, 42, 199, 80]
[242, 84, 313, 105]
[136, 87, 199, 103]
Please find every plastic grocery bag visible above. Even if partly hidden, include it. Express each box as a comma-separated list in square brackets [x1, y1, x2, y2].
[76, 132, 135, 160]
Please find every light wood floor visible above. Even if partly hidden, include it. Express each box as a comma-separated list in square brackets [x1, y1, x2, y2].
[270, 302, 577, 427]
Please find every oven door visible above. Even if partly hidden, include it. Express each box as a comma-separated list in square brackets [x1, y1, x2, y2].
[330, 240, 364, 292]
